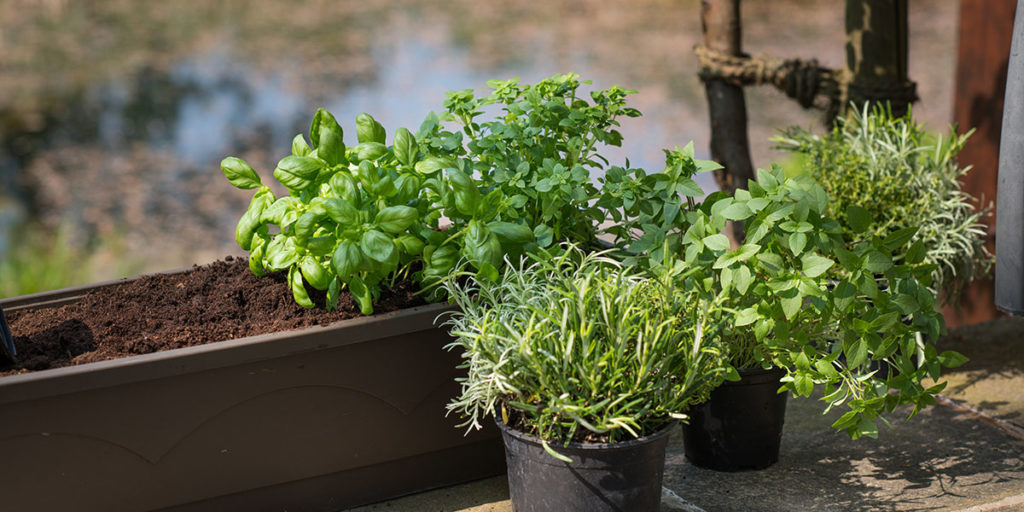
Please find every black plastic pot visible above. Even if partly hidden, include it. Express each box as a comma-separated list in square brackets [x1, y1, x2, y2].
[497, 419, 674, 512]
[681, 367, 787, 471]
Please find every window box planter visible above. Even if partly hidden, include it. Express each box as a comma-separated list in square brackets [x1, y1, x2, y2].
[0, 273, 504, 512]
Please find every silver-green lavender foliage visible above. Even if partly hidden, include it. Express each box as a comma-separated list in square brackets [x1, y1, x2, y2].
[439, 245, 729, 449]
[774, 104, 992, 303]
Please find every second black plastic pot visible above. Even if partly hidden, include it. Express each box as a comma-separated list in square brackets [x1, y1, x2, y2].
[681, 367, 788, 471]
[497, 419, 674, 512]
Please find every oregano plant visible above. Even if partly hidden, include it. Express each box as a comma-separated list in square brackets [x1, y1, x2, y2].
[676, 165, 968, 439]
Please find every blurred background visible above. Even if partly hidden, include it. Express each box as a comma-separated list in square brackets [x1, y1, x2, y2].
[0, 0, 958, 297]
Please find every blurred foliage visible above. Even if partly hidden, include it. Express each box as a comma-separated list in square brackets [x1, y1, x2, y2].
[0, 223, 142, 298]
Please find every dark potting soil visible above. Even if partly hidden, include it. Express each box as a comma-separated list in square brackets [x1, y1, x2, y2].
[1, 256, 426, 376]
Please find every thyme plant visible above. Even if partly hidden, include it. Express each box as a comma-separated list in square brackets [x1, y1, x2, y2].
[774, 104, 992, 303]
[440, 245, 730, 455]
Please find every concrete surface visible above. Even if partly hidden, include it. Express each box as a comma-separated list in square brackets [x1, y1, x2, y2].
[346, 317, 1024, 512]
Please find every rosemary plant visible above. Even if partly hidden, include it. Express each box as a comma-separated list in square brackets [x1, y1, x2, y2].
[774, 104, 992, 303]
[439, 245, 730, 455]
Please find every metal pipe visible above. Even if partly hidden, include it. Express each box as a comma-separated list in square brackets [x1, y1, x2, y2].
[996, 0, 1024, 316]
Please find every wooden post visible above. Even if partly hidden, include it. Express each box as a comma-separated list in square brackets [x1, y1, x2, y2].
[944, 0, 1017, 327]
[701, 0, 755, 241]
[844, 0, 915, 116]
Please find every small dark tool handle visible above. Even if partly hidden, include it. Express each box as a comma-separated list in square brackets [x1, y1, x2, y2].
[0, 305, 16, 363]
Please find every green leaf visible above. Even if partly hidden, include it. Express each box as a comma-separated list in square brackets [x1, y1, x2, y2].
[846, 205, 871, 233]
[361, 230, 395, 263]
[702, 234, 730, 252]
[801, 253, 834, 278]
[864, 250, 893, 273]
[274, 156, 323, 191]
[905, 240, 927, 264]
[845, 338, 868, 369]
[332, 240, 362, 277]
[348, 275, 374, 315]
[675, 177, 705, 197]
[488, 221, 534, 244]
[734, 265, 753, 294]
[310, 108, 338, 149]
[735, 307, 759, 326]
[415, 156, 454, 174]
[356, 142, 388, 161]
[265, 236, 300, 270]
[882, 226, 918, 251]
[938, 351, 969, 368]
[300, 255, 331, 291]
[356, 112, 387, 144]
[834, 248, 861, 271]
[326, 278, 340, 311]
[394, 127, 417, 166]
[721, 201, 753, 221]
[789, 232, 808, 256]
[324, 198, 359, 226]
[832, 280, 857, 312]
[289, 266, 315, 309]
[375, 206, 418, 234]
[221, 157, 263, 189]
[832, 410, 859, 430]
[317, 113, 346, 166]
[291, 134, 311, 157]
[780, 290, 803, 319]
[856, 418, 878, 439]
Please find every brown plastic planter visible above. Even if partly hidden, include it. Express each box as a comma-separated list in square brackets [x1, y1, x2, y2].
[0, 276, 505, 512]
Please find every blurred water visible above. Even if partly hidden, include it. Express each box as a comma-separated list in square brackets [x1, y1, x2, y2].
[0, 0, 958, 276]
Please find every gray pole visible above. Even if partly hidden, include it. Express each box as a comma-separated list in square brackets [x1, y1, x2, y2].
[996, 0, 1024, 316]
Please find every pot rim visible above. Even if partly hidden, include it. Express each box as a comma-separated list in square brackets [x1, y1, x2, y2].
[494, 416, 675, 451]
[721, 366, 787, 386]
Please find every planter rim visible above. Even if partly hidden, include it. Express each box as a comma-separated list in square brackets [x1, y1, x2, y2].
[0, 271, 455, 405]
[724, 366, 786, 387]
[495, 416, 675, 452]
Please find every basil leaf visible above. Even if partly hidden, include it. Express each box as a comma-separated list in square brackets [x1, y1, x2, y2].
[394, 127, 417, 166]
[289, 266, 315, 309]
[332, 240, 362, 277]
[317, 112, 347, 166]
[356, 142, 388, 161]
[361, 230, 395, 263]
[274, 155, 323, 191]
[221, 157, 262, 189]
[846, 205, 871, 234]
[324, 198, 359, 226]
[291, 134, 311, 157]
[348, 275, 374, 315]
[375, 206, 418, 234]
[415, 156, 454, 174]
[356, 112, 387, 144]
[488, 221, 534, 244]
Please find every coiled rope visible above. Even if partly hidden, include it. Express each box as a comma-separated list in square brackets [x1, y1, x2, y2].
[694, 44, 917, 120]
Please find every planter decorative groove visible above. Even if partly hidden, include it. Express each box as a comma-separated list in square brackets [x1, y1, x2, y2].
[0, 273, 505, 512]
[497, 419, 674, 512]
[681, 367, 787, 471]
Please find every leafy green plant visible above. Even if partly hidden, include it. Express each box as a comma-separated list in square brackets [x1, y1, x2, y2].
[223, 74, 708, 313]
[774, 104, 992, 303]
[223, 109, 450, 314]
[418, 73, 642, 249]
[678, 165, 968, 439]
[440, 244, 730, 457]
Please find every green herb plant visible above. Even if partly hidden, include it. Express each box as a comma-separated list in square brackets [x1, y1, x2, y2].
[224, 74, 703, 314]
[678, 165, 968, 439]
[440, 244, 730, 459]
[418, 73, 642, 250]
[774, 104, 993, 303]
